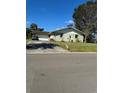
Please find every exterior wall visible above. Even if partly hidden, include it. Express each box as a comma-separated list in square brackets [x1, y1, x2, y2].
[50, 31, 84, 42]
[55, 35, 63, 41]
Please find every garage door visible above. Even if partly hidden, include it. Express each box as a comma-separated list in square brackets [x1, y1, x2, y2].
[38, 35, 49, 41]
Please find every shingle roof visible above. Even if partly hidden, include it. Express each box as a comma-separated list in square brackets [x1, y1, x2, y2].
[50, 27, 84, 35]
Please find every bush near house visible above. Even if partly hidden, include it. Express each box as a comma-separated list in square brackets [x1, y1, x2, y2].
[51, 42, 97, 52]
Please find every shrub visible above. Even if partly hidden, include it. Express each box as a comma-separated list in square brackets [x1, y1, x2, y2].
[50, 38, 55, 42]
[61, 40, 65, 42]
[76, 38, 80, 42]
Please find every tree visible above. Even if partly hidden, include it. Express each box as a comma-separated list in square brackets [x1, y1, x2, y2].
[29, 23, 44, 36]
[26, 23, 38, 39]
[26, 23, 44, 39]
[73, 0, 97, 43]
[26, 28, 32, 39]
[30, 23, 38, 32]
[30, 23, 44, 32]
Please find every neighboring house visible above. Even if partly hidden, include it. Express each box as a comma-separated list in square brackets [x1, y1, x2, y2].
[49, 27, 84, 42]
[32, 31, 49, 41]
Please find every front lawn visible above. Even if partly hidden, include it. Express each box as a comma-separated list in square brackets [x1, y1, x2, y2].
[51, 42, 97, 52]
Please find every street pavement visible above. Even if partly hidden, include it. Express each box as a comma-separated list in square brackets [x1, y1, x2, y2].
[27, 53, 97, 93]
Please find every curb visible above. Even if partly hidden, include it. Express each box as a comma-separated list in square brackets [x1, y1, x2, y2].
[26, 52, 97, 55]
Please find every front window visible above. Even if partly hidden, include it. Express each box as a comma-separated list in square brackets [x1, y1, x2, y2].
[75, 34, 78, 38]
[60, 34, 63, 37]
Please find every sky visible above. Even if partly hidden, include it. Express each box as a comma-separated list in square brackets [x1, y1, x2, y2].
[26, 0, 86, 31]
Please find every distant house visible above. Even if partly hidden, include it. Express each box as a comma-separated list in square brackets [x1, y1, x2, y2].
[32, 31, 49, 41]
[49, 27, 84, 42]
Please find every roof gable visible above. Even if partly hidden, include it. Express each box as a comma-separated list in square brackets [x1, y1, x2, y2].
[51, 27, 84, 35]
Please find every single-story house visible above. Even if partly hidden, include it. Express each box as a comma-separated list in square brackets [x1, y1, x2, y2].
[31, 27, 97, 43]
[49, 27, 84, 42]
[32, 31, 49, 41]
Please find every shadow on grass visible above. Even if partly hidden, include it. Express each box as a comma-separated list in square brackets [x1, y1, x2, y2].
[26, 43, 58, 49]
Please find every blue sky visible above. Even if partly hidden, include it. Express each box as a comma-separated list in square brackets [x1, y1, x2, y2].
[26, 0, 85, 31]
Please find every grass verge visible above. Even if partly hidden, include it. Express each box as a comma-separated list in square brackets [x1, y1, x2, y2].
[51, 42, 97, 52]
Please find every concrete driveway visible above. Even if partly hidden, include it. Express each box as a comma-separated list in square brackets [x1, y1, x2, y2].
[27, 53, 97, 93]
[26, 40, 69, 54]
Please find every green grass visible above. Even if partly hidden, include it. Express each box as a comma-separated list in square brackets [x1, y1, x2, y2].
[26, 38, 32, 43]
[51, 42, 97, 52]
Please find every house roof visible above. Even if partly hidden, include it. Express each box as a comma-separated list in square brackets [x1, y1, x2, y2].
[50, 27, 84, 35]
[32, 31, 49, 35]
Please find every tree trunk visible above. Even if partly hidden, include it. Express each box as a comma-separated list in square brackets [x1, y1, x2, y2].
[84, 35, 87, 43]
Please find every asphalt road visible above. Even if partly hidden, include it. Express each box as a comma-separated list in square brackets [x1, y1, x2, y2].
[27, 53, 97, 93]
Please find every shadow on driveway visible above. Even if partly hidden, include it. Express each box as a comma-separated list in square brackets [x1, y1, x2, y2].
[26, 43, 58, 49]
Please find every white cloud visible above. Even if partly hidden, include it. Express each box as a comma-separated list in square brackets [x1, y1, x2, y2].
[65, 20, 74, 24]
